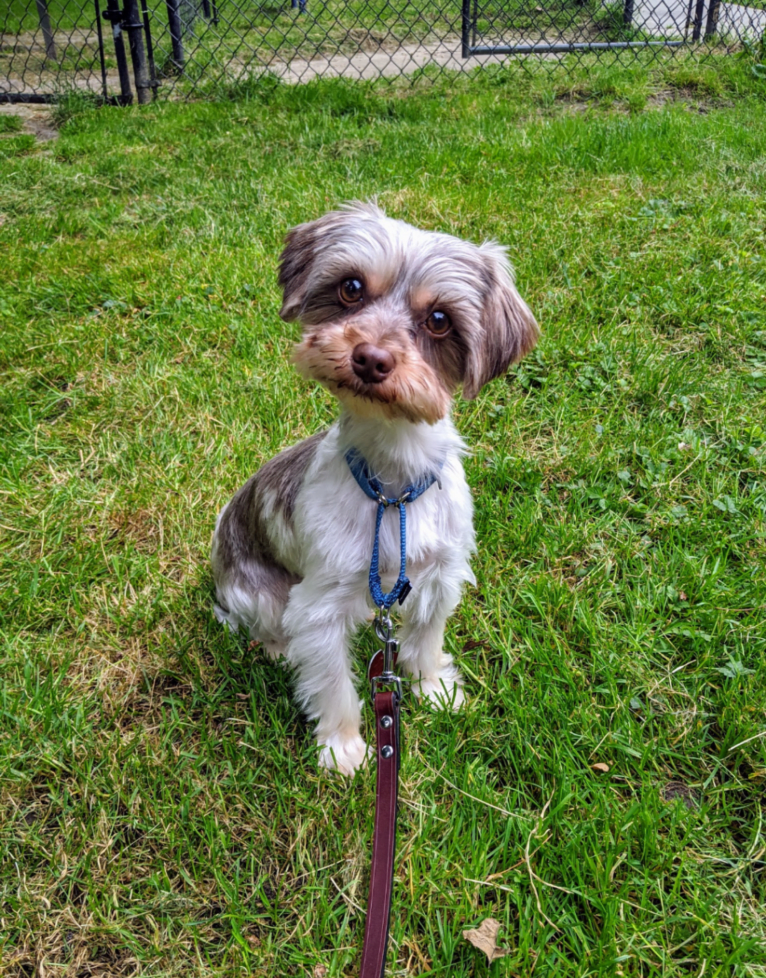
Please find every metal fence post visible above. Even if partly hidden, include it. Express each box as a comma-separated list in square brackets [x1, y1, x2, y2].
[461, 0, 471, 57]
[690, 0, 706, 39]
[104, 0, 133, 103]
[165, 0, 186, 70]
[123, 0, 151, 103]
[623, 0, 634, 27]
[140, 0, 159, 95]
[94, 0, 108, 97]
[34, 0, 58, 61]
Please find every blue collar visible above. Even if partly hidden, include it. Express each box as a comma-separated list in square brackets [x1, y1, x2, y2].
[345, 449, 441, 506]
[345, 449, 442, 610]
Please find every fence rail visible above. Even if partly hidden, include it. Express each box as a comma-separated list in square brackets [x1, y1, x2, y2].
[1, 0, 764, 102]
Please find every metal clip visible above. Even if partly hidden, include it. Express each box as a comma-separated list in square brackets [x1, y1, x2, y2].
[371, 670, 402, 704]
[370, 611, 402, 702]
[374, 609, 392, 643]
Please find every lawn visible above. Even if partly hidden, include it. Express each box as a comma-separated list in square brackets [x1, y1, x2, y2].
[1, 54, 766, 978]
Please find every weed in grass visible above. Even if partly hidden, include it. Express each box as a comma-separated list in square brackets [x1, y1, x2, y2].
[1, 54, 766, 978]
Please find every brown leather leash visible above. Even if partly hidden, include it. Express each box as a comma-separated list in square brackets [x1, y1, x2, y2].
[359, 615, 402, 978]
[343, 450, 442, 976]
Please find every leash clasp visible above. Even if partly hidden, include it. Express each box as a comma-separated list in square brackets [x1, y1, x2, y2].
[369, 611, 402, 702]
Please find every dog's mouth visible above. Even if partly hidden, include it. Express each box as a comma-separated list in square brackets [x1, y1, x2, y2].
[335, 372, 396, 402]
[333, 371, 448, 424]
[292, 335, 451, 424]
[330, 371, 408, 415]
[299, 349, 398, 405]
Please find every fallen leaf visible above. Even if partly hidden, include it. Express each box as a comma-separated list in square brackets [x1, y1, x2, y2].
[679, 591, 688, 601]
[313, 967, 327, 978]
[463, 639, 490, 652]
[591, 762, 610, 773]
[462, 918, 509, 963]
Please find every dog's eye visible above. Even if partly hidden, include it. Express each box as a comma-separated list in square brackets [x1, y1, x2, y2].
[424, 310, 451, 337]
[339, 278, 364, 306]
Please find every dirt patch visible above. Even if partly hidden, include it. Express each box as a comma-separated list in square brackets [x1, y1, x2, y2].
[0, 102, 58, 140]
[662, 780, 699, 809]
[644, 87, 735, 112]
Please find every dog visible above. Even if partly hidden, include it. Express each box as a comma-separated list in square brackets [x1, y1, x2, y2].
[211, 202, 538, 775]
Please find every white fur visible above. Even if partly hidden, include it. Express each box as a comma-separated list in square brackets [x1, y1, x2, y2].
[214, 414, 475, 775]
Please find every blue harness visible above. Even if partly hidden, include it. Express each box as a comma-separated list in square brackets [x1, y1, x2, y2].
[345, 449, 441, 611]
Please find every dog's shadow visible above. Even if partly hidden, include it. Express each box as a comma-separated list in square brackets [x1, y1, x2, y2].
[146, 570, 309, 754]
[201, 581, 301, 718]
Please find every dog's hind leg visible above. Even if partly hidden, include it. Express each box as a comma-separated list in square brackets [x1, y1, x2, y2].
[213, 558, 295, 661]
[211, 500, 298, 660]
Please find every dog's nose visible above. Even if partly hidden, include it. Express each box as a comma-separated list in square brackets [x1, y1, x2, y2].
[351, 343, 395, 384]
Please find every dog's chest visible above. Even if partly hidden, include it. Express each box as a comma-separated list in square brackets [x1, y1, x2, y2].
[293, 452, 472, 580]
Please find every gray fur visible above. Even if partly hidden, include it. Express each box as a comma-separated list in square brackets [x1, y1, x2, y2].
[257, 431, 328, 522]
[212, 431, 327, 613]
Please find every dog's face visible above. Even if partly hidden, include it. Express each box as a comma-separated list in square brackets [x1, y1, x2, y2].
[278, 203, 538, 424]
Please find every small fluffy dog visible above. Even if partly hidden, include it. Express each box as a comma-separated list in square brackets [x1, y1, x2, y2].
[212, 203, 538, 774]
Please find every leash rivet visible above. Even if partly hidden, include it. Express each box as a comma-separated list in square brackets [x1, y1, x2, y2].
[381, 745, 394, 759]
[380, 716, 393, 729]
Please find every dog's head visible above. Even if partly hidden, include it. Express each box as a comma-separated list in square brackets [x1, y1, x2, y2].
[278, 202, 538, 424]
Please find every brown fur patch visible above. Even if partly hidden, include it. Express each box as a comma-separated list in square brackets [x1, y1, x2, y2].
[462, 245, 539, 399]
[293, 321, 451, 424]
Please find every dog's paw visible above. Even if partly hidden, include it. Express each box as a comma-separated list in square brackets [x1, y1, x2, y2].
[263, 641, 287, 662]
[318, 733, 371, 776]
[413, 676, 466, 711]
[213, 604, 239, 632]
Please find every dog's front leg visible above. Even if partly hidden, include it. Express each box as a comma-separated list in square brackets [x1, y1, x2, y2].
[397, 561, 469, 709]
[282, 578, 370, 775]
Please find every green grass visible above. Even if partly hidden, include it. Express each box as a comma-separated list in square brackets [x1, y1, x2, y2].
[0, 114, 24, 133]
[2, 54, 766, 978]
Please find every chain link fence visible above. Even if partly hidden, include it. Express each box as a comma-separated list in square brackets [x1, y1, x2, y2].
[1, 0, 765, 102]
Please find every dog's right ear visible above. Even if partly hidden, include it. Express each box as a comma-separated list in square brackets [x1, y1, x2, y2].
[278, 220, 319, 322]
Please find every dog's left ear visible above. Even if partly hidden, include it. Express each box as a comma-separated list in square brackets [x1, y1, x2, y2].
[278, 219, 320, 322]
[462, 243, 539, 399]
